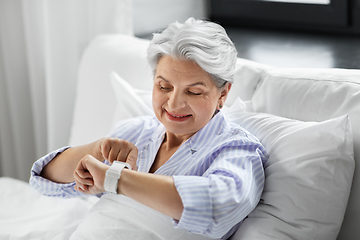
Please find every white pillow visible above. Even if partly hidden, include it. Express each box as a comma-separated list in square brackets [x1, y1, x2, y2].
[110, 72, 153, 127]
[69, 35, 153, 146]
[226, 58, 272, 106]
[251, 68, 360, 240]
[226, 98, 355, 240]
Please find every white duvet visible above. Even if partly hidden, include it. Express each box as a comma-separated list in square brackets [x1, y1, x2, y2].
[0, 177, 98, 240]
[0, 177, 216, 240]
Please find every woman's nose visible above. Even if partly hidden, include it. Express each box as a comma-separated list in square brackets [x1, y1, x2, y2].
[168, 90, 186, 111]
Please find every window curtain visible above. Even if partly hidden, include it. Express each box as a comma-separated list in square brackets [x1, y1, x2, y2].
[0, 0, 133, 182]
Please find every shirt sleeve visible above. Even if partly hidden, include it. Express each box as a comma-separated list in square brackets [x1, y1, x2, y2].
[29, 146, 112, 198]
[172, 142, 267, 239]
[29, 116, 156, 198]
[29, 146, 87, 198]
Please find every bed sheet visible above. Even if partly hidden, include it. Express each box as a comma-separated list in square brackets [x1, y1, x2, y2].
[70, 193, 217, 240]
[0, 177, 98, 240]
[0, 177, 218, 240]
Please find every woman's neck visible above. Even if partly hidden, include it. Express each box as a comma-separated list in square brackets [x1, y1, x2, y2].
[162, 131, 191, 151]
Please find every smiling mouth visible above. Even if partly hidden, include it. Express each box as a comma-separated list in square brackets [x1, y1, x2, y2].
[165, 110, 192, 122]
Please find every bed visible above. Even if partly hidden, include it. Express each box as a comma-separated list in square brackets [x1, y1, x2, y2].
[1, 34, 359, 240]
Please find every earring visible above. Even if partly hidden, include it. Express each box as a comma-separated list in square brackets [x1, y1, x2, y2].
[219, 104, 223, 109]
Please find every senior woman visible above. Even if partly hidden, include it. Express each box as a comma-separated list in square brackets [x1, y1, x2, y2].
[30, 18, 267, 239]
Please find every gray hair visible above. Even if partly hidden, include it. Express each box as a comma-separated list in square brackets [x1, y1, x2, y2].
[147, 18, 237, 88]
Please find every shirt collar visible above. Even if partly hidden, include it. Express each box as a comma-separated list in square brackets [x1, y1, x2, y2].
[188, 111, 228, 154]
[149, 111, 228, 155]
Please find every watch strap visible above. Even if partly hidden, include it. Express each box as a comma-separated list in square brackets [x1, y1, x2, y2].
[104, 161, 131, 194]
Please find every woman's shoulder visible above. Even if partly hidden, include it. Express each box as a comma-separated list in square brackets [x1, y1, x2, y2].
[211, 113, 265, 153]
[194, 112, 261, 148]
[225, 119, 263, 145]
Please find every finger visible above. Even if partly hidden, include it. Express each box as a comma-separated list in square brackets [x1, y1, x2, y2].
[100, 141, 111, 160]
[115, 140, 135, 162]
[76, 183, 91, 194]
[74, 158, 94, 185]
[74, 180, 86, 192]
[74, 170, 94, 186]
[125, 148, 138, 171]
[76, 168, 93, 179]
[108, 145, 121, 163]
[116, 148, 129, 163]
[74, 184, 82, 192]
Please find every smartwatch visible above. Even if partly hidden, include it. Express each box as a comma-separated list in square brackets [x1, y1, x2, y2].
[104, 161, 131, 194]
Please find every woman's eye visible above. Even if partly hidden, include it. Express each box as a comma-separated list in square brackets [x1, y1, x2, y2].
[160, 86, 172, 91]
[188, 91, 201, 96]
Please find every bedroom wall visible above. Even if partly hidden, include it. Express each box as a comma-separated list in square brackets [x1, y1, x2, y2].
[133, 0, 209, 36]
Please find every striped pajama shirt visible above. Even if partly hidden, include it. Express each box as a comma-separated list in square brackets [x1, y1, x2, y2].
[30, 111, 267, 239]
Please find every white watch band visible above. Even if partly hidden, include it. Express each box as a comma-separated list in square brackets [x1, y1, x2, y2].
[104, 161, 131, 194]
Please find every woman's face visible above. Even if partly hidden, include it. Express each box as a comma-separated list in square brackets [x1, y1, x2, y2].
[152, 55, 230, 139]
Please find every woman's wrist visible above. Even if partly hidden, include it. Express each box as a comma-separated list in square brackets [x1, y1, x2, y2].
[104, 161, 131, 194]
[117, 168, 130, 195]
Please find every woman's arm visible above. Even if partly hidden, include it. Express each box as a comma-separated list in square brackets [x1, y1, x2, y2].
[73, 145, 266, 238]
[119, 169, 184, 220]
[40, 140, 101, 183]
[41, 138, 138, 184]
[74, 155, 184, 220]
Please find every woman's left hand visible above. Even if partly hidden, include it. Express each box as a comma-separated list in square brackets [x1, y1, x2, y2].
[74, 154, 184, 220]
[73, 154, 109, 195]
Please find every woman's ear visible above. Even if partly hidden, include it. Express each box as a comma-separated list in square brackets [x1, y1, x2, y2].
[218, 82, 232, 109]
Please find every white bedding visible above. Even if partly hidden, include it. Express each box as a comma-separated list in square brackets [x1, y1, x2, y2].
[70, 194, 216, 240]
[0, 177, 216, 240]
[0, 177, 98, 240]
